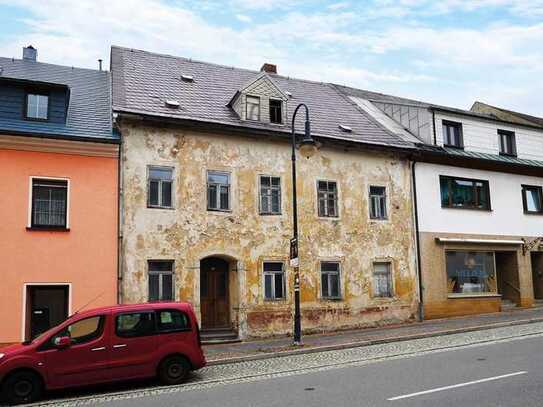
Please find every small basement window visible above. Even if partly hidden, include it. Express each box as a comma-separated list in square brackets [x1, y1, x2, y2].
[269, 99, 282, 124]
[26, 93, 49, 120]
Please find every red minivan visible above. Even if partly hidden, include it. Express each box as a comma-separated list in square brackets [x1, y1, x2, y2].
[0, 302, 206, 405]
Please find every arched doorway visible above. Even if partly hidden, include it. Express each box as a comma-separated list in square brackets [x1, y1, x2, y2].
[200, 257, 230, 329]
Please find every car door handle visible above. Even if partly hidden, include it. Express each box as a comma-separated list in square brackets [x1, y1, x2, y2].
[91, 346, 106, 352]
[113, 344, 127, 349]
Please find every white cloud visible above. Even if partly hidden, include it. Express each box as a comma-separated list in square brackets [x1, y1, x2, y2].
[235, 14, 252, 22]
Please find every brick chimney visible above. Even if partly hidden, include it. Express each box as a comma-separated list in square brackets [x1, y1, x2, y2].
[260, 63, 277, 74]
[23, 45, 37, 61]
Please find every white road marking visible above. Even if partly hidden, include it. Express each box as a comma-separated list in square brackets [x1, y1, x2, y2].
[388, 371, 527, 401]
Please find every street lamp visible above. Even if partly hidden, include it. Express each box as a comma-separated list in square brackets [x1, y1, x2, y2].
[290, 103, 317, 345]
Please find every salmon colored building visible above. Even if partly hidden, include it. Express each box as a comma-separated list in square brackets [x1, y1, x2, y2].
[0, 47, 119, 345]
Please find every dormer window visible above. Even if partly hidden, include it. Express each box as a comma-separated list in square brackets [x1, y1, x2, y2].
[26, 93, 49, 120]
[246, 95, 260, 121]
[442, 120, 463, 149]
[270, 99, 282, 124]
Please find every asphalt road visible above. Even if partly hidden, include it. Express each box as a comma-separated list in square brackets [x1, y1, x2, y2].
[103, 334, 543, 407]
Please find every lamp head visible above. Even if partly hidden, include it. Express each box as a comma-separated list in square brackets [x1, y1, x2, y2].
[299, 119, 317, 159]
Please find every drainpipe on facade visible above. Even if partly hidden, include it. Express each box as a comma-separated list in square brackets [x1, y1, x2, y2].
[116, 122, 123, 304]
[412, 160, 424, 322]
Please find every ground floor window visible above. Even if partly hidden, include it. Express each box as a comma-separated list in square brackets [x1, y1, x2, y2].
[263, 261, 285, 300]
[148, 260, 174, 301]
[446, 251, 497, 295]
[321, 261, 341, 299]
[373, 262, 393, 297]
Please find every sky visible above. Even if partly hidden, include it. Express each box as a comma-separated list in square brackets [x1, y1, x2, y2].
[0, 0, 542, 116]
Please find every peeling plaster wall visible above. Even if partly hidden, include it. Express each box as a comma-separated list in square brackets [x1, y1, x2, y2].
[120, 120, 418, 338]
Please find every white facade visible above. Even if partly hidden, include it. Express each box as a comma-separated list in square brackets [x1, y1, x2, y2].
[435, 111, 543, 161]
[416, 162, 543, 237]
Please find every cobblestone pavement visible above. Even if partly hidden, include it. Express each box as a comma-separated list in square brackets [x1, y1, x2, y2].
[205, 306, 543, 361]
[22, 320, 543, 407]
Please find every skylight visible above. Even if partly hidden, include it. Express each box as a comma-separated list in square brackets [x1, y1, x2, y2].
[165, 100, 180, 109]
[338, 124, 352, 132]
[181, 74, 194, 82]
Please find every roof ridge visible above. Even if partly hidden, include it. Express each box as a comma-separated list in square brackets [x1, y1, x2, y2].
[0, 56, 107, 75]
[110, 45, 340, 87]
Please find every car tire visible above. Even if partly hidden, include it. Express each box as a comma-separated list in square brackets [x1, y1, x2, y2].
[1, 370, 43, 405]
[158, 355, 191, 385]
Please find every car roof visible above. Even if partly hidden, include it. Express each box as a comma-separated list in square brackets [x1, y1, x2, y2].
[72, 302, 193, 318]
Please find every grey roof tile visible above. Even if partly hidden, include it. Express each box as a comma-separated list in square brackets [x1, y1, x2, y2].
[111, 46, 413, 150]
[0, 56, 116, 142]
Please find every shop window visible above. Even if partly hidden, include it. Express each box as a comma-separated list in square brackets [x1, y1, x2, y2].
[446, 251, 497, 295]
[440, 175, 490, 210]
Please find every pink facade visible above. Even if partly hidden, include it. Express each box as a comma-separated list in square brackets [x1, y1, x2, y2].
[0, 136, 119, 345]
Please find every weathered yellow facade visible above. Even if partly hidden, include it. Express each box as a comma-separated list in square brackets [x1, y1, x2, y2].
[119, 120, 419, 338]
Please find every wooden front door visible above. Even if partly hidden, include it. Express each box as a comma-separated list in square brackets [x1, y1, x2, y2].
[200, 257, 230, 329]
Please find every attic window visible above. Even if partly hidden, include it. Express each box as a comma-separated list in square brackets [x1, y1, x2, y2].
[246, 95, 260, 121]
[285, 91, 292, 98]
[181, 74, 194, 82]
[26, 93, 49, 120]
[165, 100, 180, 109]
[338, 124, 352, 133]
[270, 99, 282, 124]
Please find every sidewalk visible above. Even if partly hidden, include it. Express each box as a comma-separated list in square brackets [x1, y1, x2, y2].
[204, 306, 543, 365]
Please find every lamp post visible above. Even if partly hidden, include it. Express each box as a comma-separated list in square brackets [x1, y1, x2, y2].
[290, 103, 317, 345]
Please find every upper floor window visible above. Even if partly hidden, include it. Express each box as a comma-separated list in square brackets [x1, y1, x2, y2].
[318, 180, 338, 217]
[259, 175, 281, 215]
[498, 130, 516, 157]
[207, 171, 230, 211]
[269, 99, 283, 124]
[321, 261, 341, 299]
[26, 93, 49, 120]
[148, 166, 173, 208]
[442, 120, 463, 149]
[369, 186, 387, 220]
[522, 185, 543, 214]
[31, 178, 68, 228]
[246, 95, 260, 121]
[148, 260, 174, 301]
[440, 175, 490, 210]
[263, 261, 285, 300]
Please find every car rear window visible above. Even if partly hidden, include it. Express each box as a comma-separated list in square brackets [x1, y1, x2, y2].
[156, 309, 190, 333]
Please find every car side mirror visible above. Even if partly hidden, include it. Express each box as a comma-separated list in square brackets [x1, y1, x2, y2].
[54, 336, 71, 349]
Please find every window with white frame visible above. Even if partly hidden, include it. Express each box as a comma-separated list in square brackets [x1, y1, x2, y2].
[369, 186, 387, 219]
[246, 95, 260, 121]
[148, 260, 174, 301]
[321, 261, 341, 299]
[372, 262, 393, 298]
[259, 176, 281, 215]
[26, 93, 49, 120]
[263, 262, 285, 300]
[148, 166, 173, 208]
[207, 171, 230, 211]
[31, 178, 68, 228]
[317, 180, 338, 217]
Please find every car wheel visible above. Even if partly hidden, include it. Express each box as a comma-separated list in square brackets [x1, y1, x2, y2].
[2, 370, 43, 405]
[158, 356, 191, 385]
